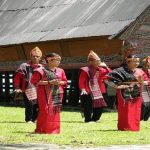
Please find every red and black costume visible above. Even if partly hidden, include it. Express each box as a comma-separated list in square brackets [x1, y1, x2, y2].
[13, 61, 41, 122]
[31, 67, 67, 134]
[79, 66, 111, 122]
[107, 66, 147, 131]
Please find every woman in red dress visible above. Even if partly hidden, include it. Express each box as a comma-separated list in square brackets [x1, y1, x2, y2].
[106, 54, 147, 131]
[31, 53, 67, 134]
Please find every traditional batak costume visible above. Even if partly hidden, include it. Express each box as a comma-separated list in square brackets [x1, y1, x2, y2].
[31, 54, 67, 134]
[79, 50, 111, 122]
[107, 55, 147, 131]
[13, 47, 42, 122]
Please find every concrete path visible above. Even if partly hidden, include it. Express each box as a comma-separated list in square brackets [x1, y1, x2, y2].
[0, 143, 150, 150]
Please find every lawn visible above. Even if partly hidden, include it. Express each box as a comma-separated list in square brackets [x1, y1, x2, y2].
[0, 105, 150, 147]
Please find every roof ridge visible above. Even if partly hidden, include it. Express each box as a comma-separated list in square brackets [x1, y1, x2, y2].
[0, 3, 72, 12]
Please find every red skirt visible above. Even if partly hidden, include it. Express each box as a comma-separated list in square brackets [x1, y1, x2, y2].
[117, 90, 142, 131]
[35, 108, 60, 134]
[35, 90, 60, 134]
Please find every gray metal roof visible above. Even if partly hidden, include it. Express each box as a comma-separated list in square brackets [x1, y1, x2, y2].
[0, 0, 149, 46]
[111, 5, 150, 57]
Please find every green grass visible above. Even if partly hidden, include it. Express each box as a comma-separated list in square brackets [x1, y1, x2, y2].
[0, 106, 150, 146]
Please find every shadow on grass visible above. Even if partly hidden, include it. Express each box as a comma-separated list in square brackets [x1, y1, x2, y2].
[0, 120, 84, 123]
[0, 121, 25, 123]
[93, 129, 118, 132]
[61, 120, 84, 123]
[61, 106, 80, 112]
[12, 131, 35, 134]
[0, 103, 24, 108]
[1, 104, 117, 113]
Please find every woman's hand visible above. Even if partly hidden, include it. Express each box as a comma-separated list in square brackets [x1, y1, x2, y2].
[38, 80, 48, 85]
[38, 79, 65, 85]
[14, 89, 22, 93]
[49, 79, 59, 85]
[117, 85, 129, 89]
[58, 81, 66, 85]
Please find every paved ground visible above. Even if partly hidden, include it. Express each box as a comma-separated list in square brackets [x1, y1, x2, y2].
[0, 143, 150, 150]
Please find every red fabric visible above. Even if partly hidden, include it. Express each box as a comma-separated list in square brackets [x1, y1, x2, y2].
[142, 70, 149, 79]
[13, 72, 27, 92]
[116, 68, 146, 131]
[79, 66, 111, 93]
[31, 70, 60, 134]
[142, 69, 150, 85]
[142, 69, 150, 98]
[60, 93, 64, 103]
[117, 90, 142, 131]
[134, 68, 147, 80]
[13, 61, 41, 92]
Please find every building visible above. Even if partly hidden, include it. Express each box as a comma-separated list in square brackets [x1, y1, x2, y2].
[0, 0, 149, 104]
[112, 5, 150, 58]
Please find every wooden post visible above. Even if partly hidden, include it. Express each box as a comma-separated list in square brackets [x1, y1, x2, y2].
[0, 71, 14, 103]
[68, 69, 80, 106]
[0, 73, 2, 100]
[5, 72, 10, 102]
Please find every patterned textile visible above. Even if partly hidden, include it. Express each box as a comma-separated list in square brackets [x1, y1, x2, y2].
[121, 83, 141, 100]
[142, 85, 150, 102]
[43, 68, 61, 110]
[25, 87, 37, 101]
[88, 67, 106, 107]
[16, 62, 40, 101]
[107, 66, 141, 101]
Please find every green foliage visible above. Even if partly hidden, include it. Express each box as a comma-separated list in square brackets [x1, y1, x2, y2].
[0, 106, 150, 146]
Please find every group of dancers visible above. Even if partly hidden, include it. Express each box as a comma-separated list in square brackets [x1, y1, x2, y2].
[13, 45, 150, 134]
